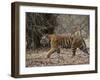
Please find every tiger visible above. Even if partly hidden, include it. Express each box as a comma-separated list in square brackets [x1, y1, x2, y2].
[40, 31, 89, 58]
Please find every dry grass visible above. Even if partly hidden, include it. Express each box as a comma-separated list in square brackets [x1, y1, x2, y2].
[26, 47, 89, 67]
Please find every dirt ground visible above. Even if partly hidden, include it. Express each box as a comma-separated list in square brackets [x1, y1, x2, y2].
[26, 47, 89, 67]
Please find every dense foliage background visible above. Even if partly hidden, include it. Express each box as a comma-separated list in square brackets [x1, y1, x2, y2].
[26, 12, 89, 51]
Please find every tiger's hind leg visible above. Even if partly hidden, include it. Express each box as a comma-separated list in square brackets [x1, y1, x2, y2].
[79, 45, 89, 55]
[79, 40, 89, 55]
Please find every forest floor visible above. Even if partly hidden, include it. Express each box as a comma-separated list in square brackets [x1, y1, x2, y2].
[26, 39, 89, 67]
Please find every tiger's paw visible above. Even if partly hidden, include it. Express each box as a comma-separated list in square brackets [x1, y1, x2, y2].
[46, 58, 53, 64]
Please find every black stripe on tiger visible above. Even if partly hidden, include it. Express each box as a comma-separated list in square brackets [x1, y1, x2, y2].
[59, 34, 89, 56]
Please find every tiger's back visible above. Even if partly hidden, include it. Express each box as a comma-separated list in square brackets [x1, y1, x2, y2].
[48, 32, 82, 49]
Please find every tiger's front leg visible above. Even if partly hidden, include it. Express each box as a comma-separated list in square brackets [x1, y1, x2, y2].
[72, 47, 76, 57]
[71, 43, 77, 57]
[46, 48, 57, 58]
[46, 48, 57, 64]
[47, 36, 59, 58]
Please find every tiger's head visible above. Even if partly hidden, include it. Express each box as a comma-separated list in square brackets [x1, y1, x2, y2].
[40, 34, 50, 47]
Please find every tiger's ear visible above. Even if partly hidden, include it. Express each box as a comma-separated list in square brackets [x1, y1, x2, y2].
[41, 33, 46, 36]
[41, 33, 48, 37]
